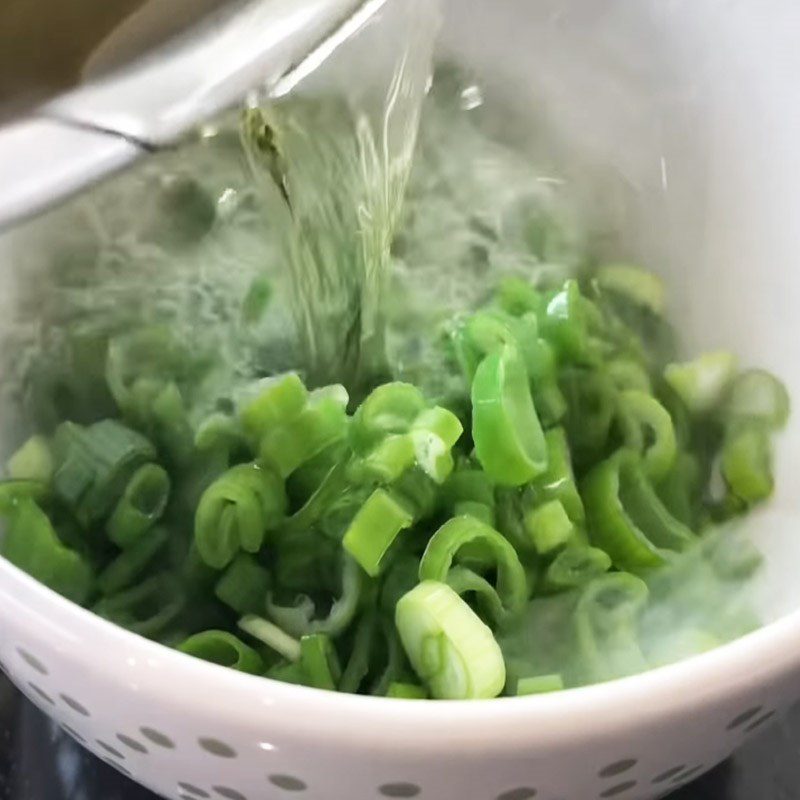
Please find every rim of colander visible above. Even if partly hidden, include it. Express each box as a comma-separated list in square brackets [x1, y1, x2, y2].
[1, 554, 798, 750]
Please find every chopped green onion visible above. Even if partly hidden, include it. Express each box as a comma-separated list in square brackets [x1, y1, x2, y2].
[582, 450, 694, 573]
[472, 344, 547, 486]
[453, 500, 495, 527]
[1, 498, 93, 604]
[93, 573, 184, 637]
[616, 390, 677, 481]
[597, 264, 665, 315]
[724, 368, 790, 431]
[574, 572, 649, 683]
[516, 673, 564, 695]
[351, 383, 426, 451]
[194, 462, 286, 569]
[497, 276, 544, 317]
[343, 489, 413, 577]
[215, 554, 271, 615]
[238, 373, 308, 442]
[238, 614, 301, 662]
[560, 368, 616, 465]
[442, 469, 495, 509]
[387, 682, 427, 699]
[721, 424, 774, 505]
[98, 526, 170, 595]
[655, 450, 700, 528]
[544, 545, 611, 592]
[7, 436, 53, 483]
[348, 434, 415, 483]
[178, 630, 265, 674]
[396, 580, 505, 700]
[53, 420, 156, 525]
[412, 406, 463, 448]
[606, 358, 652, 394]
[542, 279, 590, 363]
[523, 499, 573, 555]
[107, 464, 170, 549]
[299, 633, 341, 690]
[445, 565, 506, 626]
[259, 392, 348, 478]
[410, 430, 454, 484]
[0, 479, 49, 515]
[338, 612, 378, 694]
[266, 556, 362, 637]
[525, 427, 584, 525]
[194, 413, 245, 454]
[392, 468, 439, 521]
[419, 515, 527, 619]
[664, 351, 738, 415]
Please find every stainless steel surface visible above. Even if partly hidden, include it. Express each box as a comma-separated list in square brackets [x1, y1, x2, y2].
[0, 0, 237, 121]
[0, 0, 379, 229]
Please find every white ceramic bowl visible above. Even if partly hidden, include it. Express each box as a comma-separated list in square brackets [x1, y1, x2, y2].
[4, 2, 800, 800]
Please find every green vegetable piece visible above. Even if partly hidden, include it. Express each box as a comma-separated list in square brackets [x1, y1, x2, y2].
[267, 555, 362, 638]
[53, 420, 156, 525]
[178, 630, 264, 674]
[412, 406, 463, 448]
[544, 545, 612, 592]
[524, 499, 574, 555]
[0, 480, 49, 516]
[526, 427, 584, 525]
[195, 463, 286, 569]
[1, 498, 93, 604]
[107, 464, 170, 549]
[98, 526, 170, 595]
[664, 351, 738, 415]
[260, 393, 348, 478]
[349, 434, 415, 483]
[390, 467, 439, 521]
[497, 277, 545, 317]
[300, 634, 342, 691]
[542, 279, 589, 362]
[574, 572, 649, 683]
[607, 358, 652, 394]
[721, 424, 774, 505]
[396, 581, 505, 700]
[420, 515, 527, 620]
[472, 344, 547, 486]
[267, 660, 309, 686]
[351, 383, 427, 451]
[445, 565, 507, 627]
[453, 500, 495, 527]
[7, 436, 53, 484]
[387, 682, 427, 699]
[238, 373, 308, 441]
[725, 368, 790, 431]
[597, 264, 665, 315]
[238, 614, 301, 662]
[215, 554, 271, 615]
[410, 430, 455, 484]
[560, 368, 616, 464]
[343, 489, 413, 577]
[516, 673, 564, 695]
[93, 573, 184, 637]
[616, 390, 677, 481]
[194, 413, 245, 454]
[582, 450, 695, 573]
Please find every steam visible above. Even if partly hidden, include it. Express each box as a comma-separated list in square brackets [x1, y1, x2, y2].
[0, 2, 768, 689]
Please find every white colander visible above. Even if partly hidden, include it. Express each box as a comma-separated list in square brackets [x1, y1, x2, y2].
[3, 1, 800, 799]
